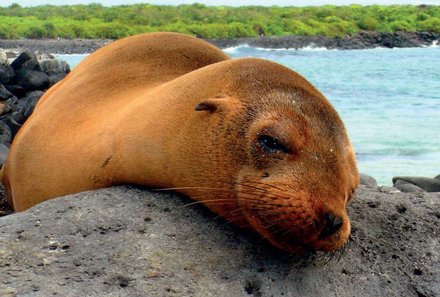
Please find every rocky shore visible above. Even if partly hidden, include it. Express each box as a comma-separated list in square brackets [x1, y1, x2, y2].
[0, 51, 70, 166]
[0, 31, 438, 54]
[208, 31, 439, 50]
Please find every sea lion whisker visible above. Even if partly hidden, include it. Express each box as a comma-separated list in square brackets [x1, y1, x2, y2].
[236, 184, 296, 201]
[313, 251, 337, 266]
[242, 180, 293, 194]
[180, 199, 235, 208]
[213, 213, 252, 229]
[236, 190, 288, 203]
[238, 190, 288, 202]
[153, 186, 227, 192]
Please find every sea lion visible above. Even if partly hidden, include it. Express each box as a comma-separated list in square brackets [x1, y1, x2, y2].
[2, 32, 359, 253]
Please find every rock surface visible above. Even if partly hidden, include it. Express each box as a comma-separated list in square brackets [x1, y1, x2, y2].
[0, 186, 439, 297]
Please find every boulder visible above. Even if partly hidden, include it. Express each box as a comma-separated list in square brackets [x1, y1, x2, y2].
[0, 102, 6, 116]
[0, 143, 8, 164]
[0, 83, 14, 101]
[1, 115, 21, 139]
[393, 176, 440, 192]
[21, 58, 42, 72]
[2, 96, 20, 114]
[40, 59, 70, 75]
[359, 173, 378, 188]
[0, 63, 15, 85]
[15, 69, 49, 91]
[10, 52, 39, 71]
[0, 51, 6, 64]
[0, 186, 439, 296]
[48, 73, 67, 87]
[4, 84, 26, 98]
[0, 121, 12, 145]
[393, 179, 425, 193]
[13, 90, 44, 123]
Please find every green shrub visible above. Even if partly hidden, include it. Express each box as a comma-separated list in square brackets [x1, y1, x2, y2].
[0, 4, 438, 39]
[23, 25, 46, 38]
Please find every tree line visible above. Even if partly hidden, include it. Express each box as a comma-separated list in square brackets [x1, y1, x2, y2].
[0, 3, 439, 39]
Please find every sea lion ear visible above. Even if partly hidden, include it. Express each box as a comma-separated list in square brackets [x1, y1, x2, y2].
[195, 99, 220, 113]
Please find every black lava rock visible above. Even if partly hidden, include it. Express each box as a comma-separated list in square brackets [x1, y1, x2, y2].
[1, 113, 22, 139]
[10, 52, 38, 71]
[0, 121, 12, 145]
[48, 73, 67, 87]
[0, 83, 14, 101]
[3, 96, 20, 113]
[4, 84, 26, 98]
[0, 63, 15, 85]
[14, 91, 44, 124]
[15, 69, 49, 91]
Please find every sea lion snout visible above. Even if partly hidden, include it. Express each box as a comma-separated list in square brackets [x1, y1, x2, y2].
[319, 213, 344, 239]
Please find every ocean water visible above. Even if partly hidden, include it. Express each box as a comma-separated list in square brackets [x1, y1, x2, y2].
[57, 44, 440, 186]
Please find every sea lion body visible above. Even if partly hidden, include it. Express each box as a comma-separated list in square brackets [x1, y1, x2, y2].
[2, 33, 359, 253]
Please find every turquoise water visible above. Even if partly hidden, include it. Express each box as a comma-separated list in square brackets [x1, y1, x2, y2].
[57, 45, 440, 185]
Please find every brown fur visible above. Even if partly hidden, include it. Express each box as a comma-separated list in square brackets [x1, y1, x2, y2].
[2, 32, 359, 253]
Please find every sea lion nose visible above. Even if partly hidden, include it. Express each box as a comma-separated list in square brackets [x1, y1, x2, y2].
[319, 213, 343, 238]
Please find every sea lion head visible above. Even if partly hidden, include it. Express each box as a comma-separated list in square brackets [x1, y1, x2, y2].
[183, 58, 359, 254]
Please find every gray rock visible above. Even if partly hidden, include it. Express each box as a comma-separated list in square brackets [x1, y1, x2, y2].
[15, 69, 49, 91]
[378, 186, 401, 194]
[0, 122, 12, 146]
[435, 174, 440, 180]
[36, 53, 55, 61]
[394, 179, 425, 193]
[40, 59, 70, 75]
[0, 51, 6, 64]
[0, 143, 9, 164]
[393, 176, 440, 192]
[359, 173, 378, 188]
[0, 186, 439, 297]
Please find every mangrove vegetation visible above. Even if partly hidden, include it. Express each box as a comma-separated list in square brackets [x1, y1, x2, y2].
[0, 3, 439, 39]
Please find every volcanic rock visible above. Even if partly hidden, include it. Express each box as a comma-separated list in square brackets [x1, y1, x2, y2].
[0, 186, 438, 296]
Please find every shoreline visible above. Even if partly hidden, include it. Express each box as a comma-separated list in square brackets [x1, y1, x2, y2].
[0, 31, 438, 54]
